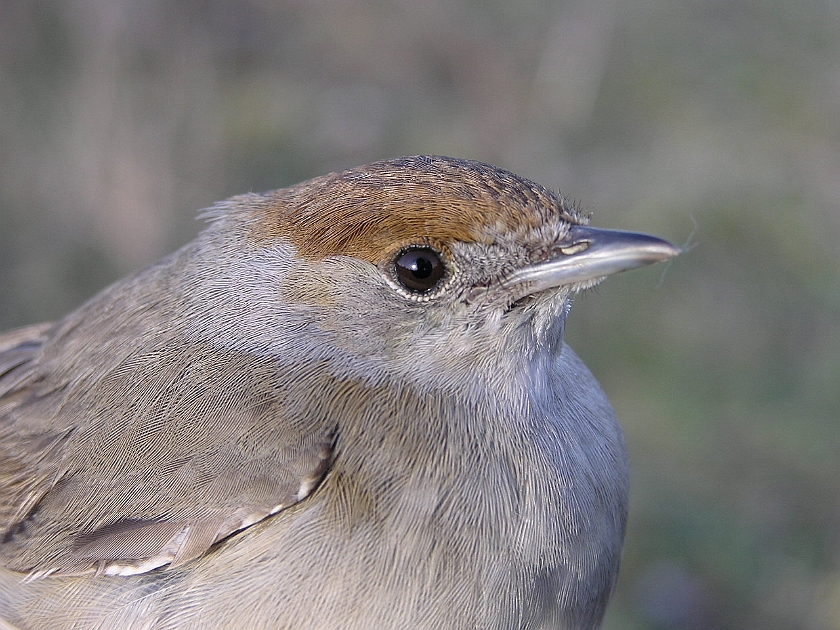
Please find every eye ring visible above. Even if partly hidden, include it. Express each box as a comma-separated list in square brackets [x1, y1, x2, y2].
[392, 246, 446, 294]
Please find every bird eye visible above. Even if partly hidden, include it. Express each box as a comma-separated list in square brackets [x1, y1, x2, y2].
[393, 247, 446, 293]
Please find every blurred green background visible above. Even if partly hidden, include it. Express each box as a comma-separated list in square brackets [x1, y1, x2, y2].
[1, 1, 839, 628]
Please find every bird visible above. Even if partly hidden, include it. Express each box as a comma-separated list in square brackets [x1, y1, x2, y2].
[0, 155, 679, 630]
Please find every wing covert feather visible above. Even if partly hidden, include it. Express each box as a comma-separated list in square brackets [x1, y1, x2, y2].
[0, 321, 333, 577]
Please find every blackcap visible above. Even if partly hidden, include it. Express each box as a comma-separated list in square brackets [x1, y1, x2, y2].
[0, 156, 679, 629]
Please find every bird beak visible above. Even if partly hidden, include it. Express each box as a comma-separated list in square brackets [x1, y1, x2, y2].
[504, 225, 681, 298]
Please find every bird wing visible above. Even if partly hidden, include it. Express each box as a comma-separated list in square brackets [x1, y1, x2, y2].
[0, 322, 334, 578]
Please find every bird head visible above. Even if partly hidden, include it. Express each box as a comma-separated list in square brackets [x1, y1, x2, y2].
[185, 155, 678, 391]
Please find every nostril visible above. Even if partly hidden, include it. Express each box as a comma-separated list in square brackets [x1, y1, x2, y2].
[556, 241, 590, 256]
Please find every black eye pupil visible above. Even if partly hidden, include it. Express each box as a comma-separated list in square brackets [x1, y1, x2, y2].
[394, 247, 445, 293]
[412, 256, 434, 278]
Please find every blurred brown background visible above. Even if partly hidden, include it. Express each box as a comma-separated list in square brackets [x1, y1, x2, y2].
[2, 1, 839, 628]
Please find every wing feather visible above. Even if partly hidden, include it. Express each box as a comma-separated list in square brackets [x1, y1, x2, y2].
[0, 318, 333, 578]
